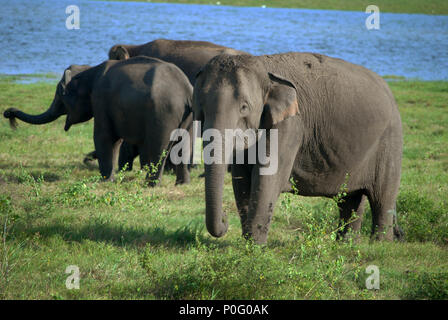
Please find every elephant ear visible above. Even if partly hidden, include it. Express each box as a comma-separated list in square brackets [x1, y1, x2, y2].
[260, 73, 299, 129]
[59, 68, 72, 96]
[64, 69, 72, 86]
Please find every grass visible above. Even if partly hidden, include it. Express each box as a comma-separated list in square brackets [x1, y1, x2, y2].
[0, 76, 447, 299]
[102, 0, 448, 15]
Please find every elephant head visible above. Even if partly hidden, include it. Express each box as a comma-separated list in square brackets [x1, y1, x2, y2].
[108, 44, 131, 60]
[3, 64, 93, 131]
[193, 54, 299, 238]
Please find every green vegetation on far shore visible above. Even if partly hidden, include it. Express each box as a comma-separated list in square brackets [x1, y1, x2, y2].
[102, 0, 448, 15]
[0, 77, 447, 299]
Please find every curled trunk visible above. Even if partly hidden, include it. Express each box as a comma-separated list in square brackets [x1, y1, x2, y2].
[3, 95, 65, 129]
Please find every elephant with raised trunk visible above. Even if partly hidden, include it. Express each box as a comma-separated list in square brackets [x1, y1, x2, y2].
[193, 52, 403, 244]
[4, 56, 193, 185]
[4, 65, 90, 128]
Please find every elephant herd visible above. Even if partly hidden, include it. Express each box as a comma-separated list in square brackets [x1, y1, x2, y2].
[3, 39, 404, 244]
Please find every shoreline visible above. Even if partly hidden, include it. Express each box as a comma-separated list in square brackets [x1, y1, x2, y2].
[96, 0, 448, 15]
[2, 74, 447, 84]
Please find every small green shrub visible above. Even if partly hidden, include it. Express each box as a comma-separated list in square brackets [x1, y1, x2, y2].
[397, 190, 448, 243]
[403, 272, 448, 299]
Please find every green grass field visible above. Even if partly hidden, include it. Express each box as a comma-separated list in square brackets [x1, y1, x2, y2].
[0, 75, 447, 299]
[105, 0, 448, 15]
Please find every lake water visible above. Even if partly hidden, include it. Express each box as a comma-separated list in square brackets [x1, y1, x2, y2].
[1, 0, 447, 80]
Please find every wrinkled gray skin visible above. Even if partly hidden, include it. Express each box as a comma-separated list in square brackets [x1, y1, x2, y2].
[84, 39, 248, 170]
[4, 56, 193, 185]
[193, 53, 403, 244]
[91, 39, 248, 170]
[109, 39, 248, 84]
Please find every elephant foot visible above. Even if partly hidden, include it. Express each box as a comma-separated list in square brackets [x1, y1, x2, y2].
[394, 224, 405, 241]
[336, 230, 362, 244]
[175, 177, 190, 185]
[146, 178, 160, 187]
[118, 162, 133, 172]
[370, 228, 394, 242]
[242, 229, 268, 245]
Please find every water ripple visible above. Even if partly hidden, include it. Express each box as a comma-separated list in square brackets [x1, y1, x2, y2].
[0, 0, 447, 80]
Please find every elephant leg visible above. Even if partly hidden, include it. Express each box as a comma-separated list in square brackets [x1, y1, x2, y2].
[118, 142, 139, 171]
[368, 197, 394, 241]
[369, 198, 404, 241]
[165, 158, 176, 172]
[172, 140, 190, 185]
[94, 134, 122, 181]
[231, 164, 253, 235]
[367, 178, 401, 241]
[244, 167, 287, 244]
[393, 204, 405, 241]
[336, 193, 367, 241]
[175, 162, 190, 185]
[365, 124, 403, 241]
[245, 149, 299, 241]
[139, 144, 169, 187]
[244, 122, 301, 244]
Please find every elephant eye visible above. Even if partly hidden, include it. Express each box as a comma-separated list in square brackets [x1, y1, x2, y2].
[240, 104, 249, 114]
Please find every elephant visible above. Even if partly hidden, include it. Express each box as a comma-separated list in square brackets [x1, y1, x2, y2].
[192, 52, 404, 244]
[108, 39, 248, 84]
[4, 65, 90, 128]
[82, 39, 249, 170]
[4, 56, 193, 185]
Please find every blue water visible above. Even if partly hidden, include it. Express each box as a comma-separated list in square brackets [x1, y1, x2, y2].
[1, 0, 447, 80]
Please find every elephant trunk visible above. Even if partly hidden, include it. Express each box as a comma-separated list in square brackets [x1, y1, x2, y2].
[203, 123, 231, 238]
[3, 95, 65, 129]
[204, 161, 229, 238]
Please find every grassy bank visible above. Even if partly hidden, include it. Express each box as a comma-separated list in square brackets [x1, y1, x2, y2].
[104, 0, 448, 15]
[0, 76, 447, 299]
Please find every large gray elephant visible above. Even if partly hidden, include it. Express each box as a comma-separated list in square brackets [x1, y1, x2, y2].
[84, 39, 249, 170]
[193, 52, 403, 244]
[108, 39, 247, 84]
[4, 56, 193, 185]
